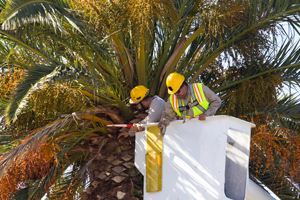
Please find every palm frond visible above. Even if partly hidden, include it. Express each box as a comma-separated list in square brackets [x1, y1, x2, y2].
[0, 135, 20, 155]
[5, 62, 95, 122]
[256, 95, 300, 124]
[0, 116, 72, 178]
[13, 166, 58, 200]
[47, 164, 86, 199]
[6, 64, 56, 122]
[249, 174, 299, 200]
[0, 0, 74, 31]
[215, 40, 300, 93]
[0, 97, 9, 113]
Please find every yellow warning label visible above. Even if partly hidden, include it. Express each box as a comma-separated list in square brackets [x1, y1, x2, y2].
[146, 126, 163, 192]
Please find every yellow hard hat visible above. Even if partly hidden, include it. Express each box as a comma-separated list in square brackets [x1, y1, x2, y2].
[130, 85, 149, 104]
[166, 73, 185, 94]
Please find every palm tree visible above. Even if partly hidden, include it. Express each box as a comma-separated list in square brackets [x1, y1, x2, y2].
[0, 0, 300, 199]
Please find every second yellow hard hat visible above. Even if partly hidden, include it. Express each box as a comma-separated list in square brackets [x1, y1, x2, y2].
[166, 73, 185, 94]
[130, 85, 149, 104]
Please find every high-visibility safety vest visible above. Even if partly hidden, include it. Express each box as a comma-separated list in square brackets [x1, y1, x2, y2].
[169, 83, 209, 118]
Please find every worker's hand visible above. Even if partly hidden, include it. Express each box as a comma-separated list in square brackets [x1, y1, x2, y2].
[158, 119, 167, 129]
[117, 132, 129, 139]
[198, 114, 207, 121]
[130, 123, 145, 132]
[130, 124, 139, 133]
[137, 125, 145, 132]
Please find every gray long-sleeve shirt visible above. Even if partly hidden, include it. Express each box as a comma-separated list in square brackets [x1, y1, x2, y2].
[140, 96, 166, 124]
[160, 84, 221, 125]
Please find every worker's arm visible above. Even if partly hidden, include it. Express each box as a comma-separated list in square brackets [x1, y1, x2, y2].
[130, 98, 167, 132]
[159, 98, 176, 126]
[202, 85, 222, 116]
[118, 123, 143, 139]
[140, 97, 166, 124]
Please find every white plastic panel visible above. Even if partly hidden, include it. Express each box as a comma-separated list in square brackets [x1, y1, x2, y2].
[135, 131, 146, 176]
[135, 116, 256, 200]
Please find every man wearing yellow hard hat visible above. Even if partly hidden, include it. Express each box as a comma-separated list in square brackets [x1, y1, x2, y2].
[118, 85, 166, 138]
[158, 72, 221, 129]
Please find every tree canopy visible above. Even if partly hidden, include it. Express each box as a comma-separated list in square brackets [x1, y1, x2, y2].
[0, 0, 299, 199]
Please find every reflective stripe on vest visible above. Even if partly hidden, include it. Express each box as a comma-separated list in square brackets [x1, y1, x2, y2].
[169, 83, 209, 118]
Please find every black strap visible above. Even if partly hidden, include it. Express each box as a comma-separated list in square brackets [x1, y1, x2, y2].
[139, 102, 146, 112]
[178, 84, 207, 114]
[178, 101, 199, 112]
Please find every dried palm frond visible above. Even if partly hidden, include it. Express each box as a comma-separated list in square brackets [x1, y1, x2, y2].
[0, 116, 72, 177]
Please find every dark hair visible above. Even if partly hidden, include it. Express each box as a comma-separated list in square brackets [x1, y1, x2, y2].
[142, 94, 151, 101]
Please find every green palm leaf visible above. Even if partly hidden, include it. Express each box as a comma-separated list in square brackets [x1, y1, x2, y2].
[6, 64, 56, 122]
[255, 95, 300, 124]
[1, 0, 300, 199]
[1, 0, 72, 30]
[215, 40, 300, 93]
[5, 62, 94, 122]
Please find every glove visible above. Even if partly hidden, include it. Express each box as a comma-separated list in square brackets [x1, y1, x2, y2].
[137, 125, 145, 132]
[130, 124, 139, 133]
[158, 119, 167, 129]
[156, 119, 167, 142]
[130, 123, 145, 133]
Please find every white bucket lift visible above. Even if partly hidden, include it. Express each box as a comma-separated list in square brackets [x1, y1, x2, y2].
[134, 115, 276, 200]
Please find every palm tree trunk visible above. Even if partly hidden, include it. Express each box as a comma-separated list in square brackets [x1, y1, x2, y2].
[82, 135, 142, 200]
